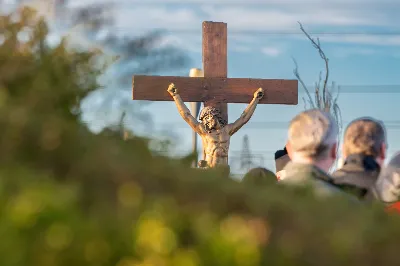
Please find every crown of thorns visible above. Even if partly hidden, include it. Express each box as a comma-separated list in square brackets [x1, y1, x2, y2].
[199, 106, 227, 126]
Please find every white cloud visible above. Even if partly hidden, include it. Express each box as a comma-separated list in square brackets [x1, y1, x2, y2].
[16, 0, 400, 52]
[115, 4, 385, 33]
[114, 7, 201, 32]
[105, 0, 400, 50]
[261, 46, 282, 57]
[157, 34, 255, 53]
[201, 6, 382, 31]
[157, 34, 201, 53]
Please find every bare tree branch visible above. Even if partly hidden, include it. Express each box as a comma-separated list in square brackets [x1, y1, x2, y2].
[291, 57, 315, 109]
[293, 22, 343, 170]
[298, 22, 329, 105]
[302, 97, 308, 110]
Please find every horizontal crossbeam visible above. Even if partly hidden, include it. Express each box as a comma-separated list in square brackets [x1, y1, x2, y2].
[132, 75, 298, 105]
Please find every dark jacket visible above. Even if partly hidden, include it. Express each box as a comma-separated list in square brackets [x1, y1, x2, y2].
[275, 147, 290, 172]
[332, 154, 380, 200]
[281, 161, 353, 198]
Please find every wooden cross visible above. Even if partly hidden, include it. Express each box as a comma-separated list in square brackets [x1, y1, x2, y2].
[132, 21, 298, 123]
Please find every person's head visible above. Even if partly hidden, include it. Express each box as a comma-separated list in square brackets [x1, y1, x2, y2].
[199, 106, 227, 131]
[242, 167, 277, 186]
[286, 109, 338, 172]
[374, 152, 400, 203]
[342, 117, 387, 166]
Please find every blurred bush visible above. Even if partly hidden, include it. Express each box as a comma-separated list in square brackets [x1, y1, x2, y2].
[1, 6, 400, 266]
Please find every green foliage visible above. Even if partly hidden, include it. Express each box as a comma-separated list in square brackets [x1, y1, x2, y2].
[1, 7, 400, 266]
[0, 7, 107, 121]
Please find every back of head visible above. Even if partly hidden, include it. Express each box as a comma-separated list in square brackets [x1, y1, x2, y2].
[343, 117, 386, 158]
[242, 167, 277, 186]
[374, 152, 400, 203]
[288, 109, 338, 160]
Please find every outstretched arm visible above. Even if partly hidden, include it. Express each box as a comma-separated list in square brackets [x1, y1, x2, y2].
[226, 88, 264, 136]
[167, 83, 202, 134]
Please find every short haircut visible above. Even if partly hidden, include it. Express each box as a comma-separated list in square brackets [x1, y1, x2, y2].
[343, 117, 386, 158]
[242, 167, 277, 186]
[288, 109, 338, 160]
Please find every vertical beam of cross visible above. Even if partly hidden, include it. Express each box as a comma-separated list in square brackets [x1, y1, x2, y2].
[189, 68, 203, 167]
[202, 21, 228, 122]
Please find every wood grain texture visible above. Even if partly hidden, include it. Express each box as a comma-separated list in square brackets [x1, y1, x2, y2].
[202, 21, 228, 121]
[132, 75, 298, 105]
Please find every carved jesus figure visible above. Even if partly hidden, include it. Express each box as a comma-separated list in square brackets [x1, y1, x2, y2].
[167, 83, 264, 168]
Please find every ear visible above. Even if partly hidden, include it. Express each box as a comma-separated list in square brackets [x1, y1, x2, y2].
[379, 142, 387, 160]
[330, 143, 337, 160]
[276, 171, 281, 181]
[276, 170, 286, 181]
[341, 148, 347, 160]
[286, 141, 293, 160]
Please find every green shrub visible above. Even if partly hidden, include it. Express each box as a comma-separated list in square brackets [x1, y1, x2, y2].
[1, 6, 400, 266]
[1, 125, 400, 266]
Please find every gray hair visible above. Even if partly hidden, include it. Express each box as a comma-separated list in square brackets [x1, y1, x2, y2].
[373, 152, 400, 203]
[288, 109, 338, 160]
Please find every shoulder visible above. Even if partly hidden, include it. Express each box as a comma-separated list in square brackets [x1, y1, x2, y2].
[314, 179, 359, 202]
[197, 123, 207, 134]
[332, 167, 379, 190]
[222, 123, 234, 134]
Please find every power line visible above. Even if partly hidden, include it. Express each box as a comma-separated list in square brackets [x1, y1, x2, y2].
[68, 0, 400, 7]
[91, 119, 400, 130]
[5, 0, 400, 5]
[125, 86, 400, 94]
[157, 149, 400, 158]
[168, 125, 400, 130]
[159, 121, 400, 129]
[296, 85, 400, 94]
[102, 28, 400, 36]
[111, 0, 400, 3]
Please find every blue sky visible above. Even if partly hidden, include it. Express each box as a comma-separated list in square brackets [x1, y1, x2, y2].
[7, 0, 400, 175]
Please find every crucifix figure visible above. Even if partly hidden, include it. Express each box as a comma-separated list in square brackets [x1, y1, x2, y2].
[132, 21, 298, 169]
[167, 83, 264, 168]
